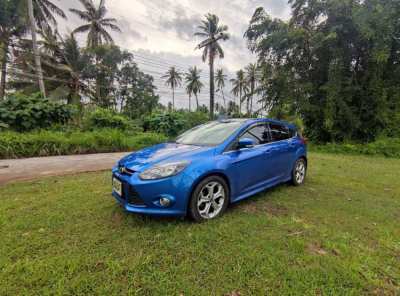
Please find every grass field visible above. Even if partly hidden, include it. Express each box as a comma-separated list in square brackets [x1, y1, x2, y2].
[0, 153, 399, 295]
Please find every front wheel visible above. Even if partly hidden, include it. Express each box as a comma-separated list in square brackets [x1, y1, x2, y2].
[188, 176, 229, 222]
[292, 158, 307, 186]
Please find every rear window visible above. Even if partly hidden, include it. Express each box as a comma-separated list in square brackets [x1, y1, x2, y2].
[269, 123, 290, 142]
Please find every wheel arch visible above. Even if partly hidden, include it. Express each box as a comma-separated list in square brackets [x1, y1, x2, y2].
[186, 171, 232, 213]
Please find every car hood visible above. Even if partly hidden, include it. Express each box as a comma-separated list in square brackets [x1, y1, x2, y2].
[118, 142, 211, 171]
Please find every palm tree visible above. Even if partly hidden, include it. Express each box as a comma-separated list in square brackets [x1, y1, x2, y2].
[26, 0, 66, 98]
[195, 13, 229, 119]
[70, 0, 121, 101]
[230, 69, 249, 117]
[215, 68, 227, 109]
[70, 0, 121, 48]
[185, 66, 203, 111]
[245, 63, 257, 115]
[0, 0, 26, 99]
[162, 66, 182, 110]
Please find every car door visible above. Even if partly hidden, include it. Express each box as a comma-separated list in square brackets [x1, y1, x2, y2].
[266, 123, 292, 178]
[226, 123, 273, 195]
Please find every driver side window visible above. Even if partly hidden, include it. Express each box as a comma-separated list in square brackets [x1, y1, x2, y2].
[239, 124, 270, 146]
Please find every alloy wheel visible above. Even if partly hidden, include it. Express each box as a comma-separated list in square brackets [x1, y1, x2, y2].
[295, 160, 306, 184]
[197, 181, 226, 219]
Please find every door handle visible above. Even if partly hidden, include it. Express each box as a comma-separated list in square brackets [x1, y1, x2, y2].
[264, 148, 273, 154]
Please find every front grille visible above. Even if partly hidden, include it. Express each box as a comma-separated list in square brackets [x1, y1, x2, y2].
[122, 183, 145, 206]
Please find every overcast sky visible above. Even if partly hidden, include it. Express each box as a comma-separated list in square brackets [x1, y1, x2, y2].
[56, 0, 291, 108]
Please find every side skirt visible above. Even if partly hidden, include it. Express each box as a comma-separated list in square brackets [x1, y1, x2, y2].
[231, 175, 292, 204]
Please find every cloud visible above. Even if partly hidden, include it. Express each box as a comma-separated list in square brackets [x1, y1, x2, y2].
[118, 18, 148, 42]
[158, 7, 202, 41]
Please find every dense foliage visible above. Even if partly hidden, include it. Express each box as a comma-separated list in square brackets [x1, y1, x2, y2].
[245, 0, 400, 142]
[0, 92, 74, 131]
[0, 129, 166, 159]
[83, 108, 136, 131]
[142, 111, 209, 137]
[309, 138, 400, 158]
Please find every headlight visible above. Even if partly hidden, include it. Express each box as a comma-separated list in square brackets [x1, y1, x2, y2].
[139, 161, 190, 180]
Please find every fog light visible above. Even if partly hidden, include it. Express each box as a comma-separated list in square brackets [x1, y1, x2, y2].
[159, 197, 171, 207]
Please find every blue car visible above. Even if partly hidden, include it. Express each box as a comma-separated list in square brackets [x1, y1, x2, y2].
[112, 118, 307, 222]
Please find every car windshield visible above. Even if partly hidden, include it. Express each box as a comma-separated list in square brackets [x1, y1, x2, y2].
[176, 120, 245, 146]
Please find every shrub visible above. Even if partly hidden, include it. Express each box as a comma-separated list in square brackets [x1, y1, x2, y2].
[0, 92, 74, 131]
[143, 112, 186, 137]
[310, 138, 400, 158]
[142, 111, 209, 137]
[0, 129, 167, 159]
[181, 111, 209, 130]
[83, 108, 139, 131]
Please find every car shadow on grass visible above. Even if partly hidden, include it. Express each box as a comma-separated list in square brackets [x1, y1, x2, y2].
[227, 182, 292, 216]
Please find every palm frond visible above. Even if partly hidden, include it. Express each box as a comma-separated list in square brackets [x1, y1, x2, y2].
[99, 29, 114, 44]
[72, 24, 91, 34]
[100, 22, 121, 32]
[77, 0, 96, 16]
[69, 8, 91, 22]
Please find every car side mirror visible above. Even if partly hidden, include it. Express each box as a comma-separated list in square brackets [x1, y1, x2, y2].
[237, 138, 255, 149]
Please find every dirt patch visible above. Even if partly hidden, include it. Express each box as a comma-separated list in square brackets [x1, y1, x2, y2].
[241, 201, 289, 217]
[224, 291, 241, 296]
[307, 243, 328, 256]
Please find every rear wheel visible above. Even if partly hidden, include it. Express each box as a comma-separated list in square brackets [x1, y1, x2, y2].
[292, 158, 307, 186]
[188, 176, 229, 222]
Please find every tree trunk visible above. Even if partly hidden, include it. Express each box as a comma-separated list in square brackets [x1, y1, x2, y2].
[239, 88, 242, 117]
[172, 87, 175, 110]
[250, 82, 254, 116]
[222, 89, 226, 110]
[0, 38, 9, 100]
[27, 0, 46, 98]
[195, 94, 199, 111]
[188, 94, 191, 112]
[209, 52, 215, 119]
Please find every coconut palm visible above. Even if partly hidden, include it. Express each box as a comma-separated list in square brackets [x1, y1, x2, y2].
[230, 69, 249, 117]
[70, 0, 121, 48]
[185, 66, 203, 111]
[195, 13, 229, 119]
[215, 68, 227, 109]
[26, 0, 66, 98]
[162, 66, 182, 110]
[0, 0, 26, 99]
[245, 63, 257, 115]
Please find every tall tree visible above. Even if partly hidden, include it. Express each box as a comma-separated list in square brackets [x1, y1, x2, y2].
[245, 63, 257, 115]
[185, 66, 203, 111]
[26, 0, 66, 98]
[70, 0, 121, 101]
[230, 69, 248, 117]
[162, 66, 182, 110]
[215, 68, 227, 109]
[0, 0, 26, 99]
[70, 0, 121, 48]
[195, 13, 229, 119]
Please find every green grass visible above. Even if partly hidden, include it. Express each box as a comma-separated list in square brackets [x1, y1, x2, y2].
[0, 153, 399, 295]
[0, 129, 166, 159]
[309, 137, 400, 158]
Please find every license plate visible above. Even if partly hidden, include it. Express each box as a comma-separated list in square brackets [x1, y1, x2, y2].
[112, 177, 122, 196]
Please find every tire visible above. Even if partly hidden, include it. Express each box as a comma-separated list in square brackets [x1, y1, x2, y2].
[188, 175, 229, 222]
[292, 158, 307, 186]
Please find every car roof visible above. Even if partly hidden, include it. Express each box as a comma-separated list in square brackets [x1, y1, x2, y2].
[215, 118, 297, 129]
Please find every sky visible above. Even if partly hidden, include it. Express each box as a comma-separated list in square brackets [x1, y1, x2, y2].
[55, 0, 291, 109]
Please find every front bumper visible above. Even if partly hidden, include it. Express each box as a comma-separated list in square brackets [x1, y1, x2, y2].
[111, 168, 194, 217]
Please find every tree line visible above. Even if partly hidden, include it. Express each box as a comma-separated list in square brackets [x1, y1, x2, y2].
[1, 0, 399, 143]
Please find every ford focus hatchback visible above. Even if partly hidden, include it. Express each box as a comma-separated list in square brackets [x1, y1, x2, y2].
[112, 118, 307, 222]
